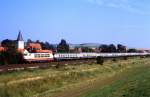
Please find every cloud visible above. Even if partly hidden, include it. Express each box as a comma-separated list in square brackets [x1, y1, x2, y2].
[86, 0, 150, 15]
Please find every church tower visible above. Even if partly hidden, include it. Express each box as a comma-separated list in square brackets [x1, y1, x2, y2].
[17, 31, 24, 49]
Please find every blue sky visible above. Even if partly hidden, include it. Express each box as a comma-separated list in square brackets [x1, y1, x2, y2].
[0, 0, 150, 48]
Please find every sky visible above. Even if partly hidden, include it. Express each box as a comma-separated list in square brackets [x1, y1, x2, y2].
[0, 0, 150, 48]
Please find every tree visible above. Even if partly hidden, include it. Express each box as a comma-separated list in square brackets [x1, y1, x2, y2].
[1, 39, 17, 49]
[108, 44, 117, 52]
[0, 39, 24, 65]
[0, 48, 24, 65]
[27, 39, 33, 45]
[99, 44, 118, 53]
[45, 42, 54, 50]
[40, 42, 54, 50]
[99, 44, 109, 52]
[127, 48, 137, 53]
[81, 47, 93, 52]
[117, 44, 126, 53]
[57, 39, 69, 53]
[96, 56, 104, 65]
[35, 40, 40, 43]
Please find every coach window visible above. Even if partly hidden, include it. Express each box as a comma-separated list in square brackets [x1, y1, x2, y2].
[35, 54, 37, 58]
[41, 54, 44, 57]
[37, 54, 39, 58]
[24, 54, 27, 56]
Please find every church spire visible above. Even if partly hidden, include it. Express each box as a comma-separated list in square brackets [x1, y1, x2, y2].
[17, 30, 23, 41]
[17, 30, 24, 49]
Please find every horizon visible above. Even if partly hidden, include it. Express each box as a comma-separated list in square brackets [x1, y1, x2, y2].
[0, 35, 149, 49]
[0, 0, 150, 48]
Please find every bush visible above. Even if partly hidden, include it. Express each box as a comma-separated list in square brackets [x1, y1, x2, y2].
[123, 56, 128, 60]
[0, 49, 24, 65]
[96, 56, 104, 65]
[112, 58, 117, 62]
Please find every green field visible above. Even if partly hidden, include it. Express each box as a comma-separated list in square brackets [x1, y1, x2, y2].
[79, 60, 150, 97]
[0, 57, 150, 97]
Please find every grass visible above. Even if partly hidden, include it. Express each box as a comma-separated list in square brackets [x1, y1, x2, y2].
[79, 59, 150, 97]
[0, 57, 149, 97]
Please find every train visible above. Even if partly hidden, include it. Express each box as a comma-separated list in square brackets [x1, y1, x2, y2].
[23, 52, 150, 62]
[10, 31, 149, 63]
[14, 32, 150, 63]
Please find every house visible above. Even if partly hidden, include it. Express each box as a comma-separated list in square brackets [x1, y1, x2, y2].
[69, 43, 100, 53]
[137, 48, 150, 53]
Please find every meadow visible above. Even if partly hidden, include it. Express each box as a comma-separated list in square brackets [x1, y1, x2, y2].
[79, 58, 150, 97]
[0, 57, 149, 97]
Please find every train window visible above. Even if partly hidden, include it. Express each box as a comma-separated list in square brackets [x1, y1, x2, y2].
[24, 54, 27, 56]
[71, 54, 73, 57]
[46, 54, 50, 57]
[35, 54, 37, 58]
[34, 53, 50, 58]
[65, 54, 67, 57]
[38, 54, 41, 58]
[41, 54, 44, 57]
[35, 54, 39, 58]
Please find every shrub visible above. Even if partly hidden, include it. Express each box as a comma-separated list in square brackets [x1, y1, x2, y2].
[96, 56, 104, 65]
[112, 58, 117, 62]
[0, 49, 24, 65]
[123, 56, 127, 60]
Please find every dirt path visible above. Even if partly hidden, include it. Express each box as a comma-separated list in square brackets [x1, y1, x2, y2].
[7, 76, 43, 85]
[52, 72, 126, 97]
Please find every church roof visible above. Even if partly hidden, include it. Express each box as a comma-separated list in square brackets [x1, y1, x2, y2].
[17, 31, 23, 41]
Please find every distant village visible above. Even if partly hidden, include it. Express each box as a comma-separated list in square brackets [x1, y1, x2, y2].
[0, 31, 150, 65]
[0, 31, 150, 53]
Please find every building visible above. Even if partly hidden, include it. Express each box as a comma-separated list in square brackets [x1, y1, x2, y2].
[17, 31, 24, 50]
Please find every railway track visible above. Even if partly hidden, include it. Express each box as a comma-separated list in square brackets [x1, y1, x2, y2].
[0, 59, 96, 73]
[0, 54, 149, 73]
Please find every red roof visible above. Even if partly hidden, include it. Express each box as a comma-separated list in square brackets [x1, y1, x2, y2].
[27, 43, 42, 50]
[35, 50, 52, 53]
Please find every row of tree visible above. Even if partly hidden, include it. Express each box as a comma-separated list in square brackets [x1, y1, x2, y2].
[56, 40, 138, 53]
[99, 44, 126, 53]
[1, 39, 17, 49]
[26, 39, 69, 53]
[1, 39, 138, 53]
[27, 39, 55, 51]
